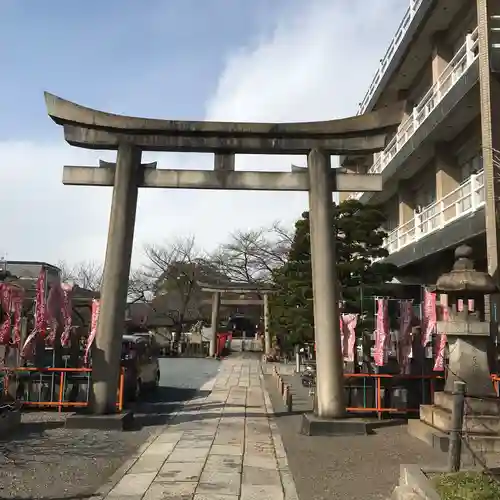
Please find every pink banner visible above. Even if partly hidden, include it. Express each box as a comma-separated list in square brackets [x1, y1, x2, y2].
[421, 290, 436, 346]
[60, 284, 73, 347]
[342, 314, 358, 362]
[84, 299, 100, 365]
[0, 284, 13, 345]
[434, 297, 449, 372]
[21, 268, 47, 358]
[340, 317, 346, 356]
[46, 281, 64, 346]
[399, 300, 413, 374]
[11, 292, 23, 346]
[374, 299, 389, 366]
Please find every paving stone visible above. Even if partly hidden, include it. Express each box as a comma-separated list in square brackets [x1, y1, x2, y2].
[204, 455, 242, 472]
[143, 481, 197, 500]
[243, 453, 277, 470]
[156, 431, 184, 443]
[213, 434, 244, 446]
[176, 439, 214, 449]
[197, 470, 241, 496]
[142, 441, 176, 457]
[210, 444, 243, 456]
[128, 454, 167, 474]
[242, 466, 281, 486]
[245, 434, 272, 444]
[193, 494, 238, 500]
[240, 484, 284, 500]
[245, 442, 275, 454]
[157, 462, 204, 482]
[182, 432, 218, 441]
[105, 496, 143, 500]
[168, 447, 210, 463]
[107, 472, 157, 497]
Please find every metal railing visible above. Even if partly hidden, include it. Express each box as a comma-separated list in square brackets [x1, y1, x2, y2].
[383, 170, 485, 253]
[350, 28, 479, 201]
[0, 366, 125, 412]
[357, 0, 425, 115]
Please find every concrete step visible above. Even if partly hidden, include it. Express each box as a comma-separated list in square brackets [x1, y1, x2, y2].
[433, 391, 500, 416]
[408, 419, 500, 457]
[420, 404, 500, 435]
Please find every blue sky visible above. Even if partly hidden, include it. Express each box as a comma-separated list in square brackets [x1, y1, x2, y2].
[0, 0, 290, 139]
[0, 0, 406, 266]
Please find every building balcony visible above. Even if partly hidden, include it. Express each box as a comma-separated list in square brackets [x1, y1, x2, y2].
[350, 28, 479, 201]
[357, 0, 431, 115]
[383, 170, 485, 257]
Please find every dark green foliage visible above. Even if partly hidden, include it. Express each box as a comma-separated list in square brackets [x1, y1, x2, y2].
[269, 199, 398, 347]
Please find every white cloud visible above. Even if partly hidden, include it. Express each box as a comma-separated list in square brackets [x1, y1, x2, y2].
[0, 0, 405, 267]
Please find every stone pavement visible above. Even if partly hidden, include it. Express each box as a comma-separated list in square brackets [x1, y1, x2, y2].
[101, 357, 299, 500]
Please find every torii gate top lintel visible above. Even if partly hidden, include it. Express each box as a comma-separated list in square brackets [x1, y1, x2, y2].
[44, 92, 406, 155]
[197, 280, 275, 295]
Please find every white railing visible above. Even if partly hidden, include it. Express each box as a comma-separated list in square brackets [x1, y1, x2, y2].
[349, 28, 479, 202]
[357, 0, 425, 115]
[383, 170, 485, 254]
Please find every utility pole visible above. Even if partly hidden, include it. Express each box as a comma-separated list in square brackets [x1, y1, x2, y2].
[477, 0, 500, 319]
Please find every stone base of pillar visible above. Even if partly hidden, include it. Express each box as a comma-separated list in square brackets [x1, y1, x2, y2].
[65, 409, 135, 431]
[300, 413, 371, 436]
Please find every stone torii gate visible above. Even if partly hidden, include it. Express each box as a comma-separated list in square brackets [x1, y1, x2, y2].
[44, 92, 405, 418]
[197, 281, 274, 356]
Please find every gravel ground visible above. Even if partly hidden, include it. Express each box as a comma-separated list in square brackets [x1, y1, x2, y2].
[0, 411, 154, 500]
[0, 358, 221, 500]
[265, 374, 447, 500]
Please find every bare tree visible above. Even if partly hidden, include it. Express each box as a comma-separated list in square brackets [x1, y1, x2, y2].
[135, 236, 223, 331]
[57, 260, 103, 291]
[211, 222, 293, 284]
[58, 259, 147, 304]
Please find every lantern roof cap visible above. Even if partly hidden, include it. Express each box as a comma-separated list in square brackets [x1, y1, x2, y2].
[435, 245, 498, 294]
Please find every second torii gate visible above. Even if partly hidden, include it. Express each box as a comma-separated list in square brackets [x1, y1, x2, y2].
[45, 92, 404, 420]
[198, 281, 274, 356]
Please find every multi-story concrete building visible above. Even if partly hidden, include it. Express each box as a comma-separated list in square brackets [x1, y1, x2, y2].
[342, 0, 500, 284]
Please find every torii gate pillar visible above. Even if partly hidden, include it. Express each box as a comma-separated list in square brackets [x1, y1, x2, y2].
[92, 143, 142, 414]
[308, 149, 344, 417]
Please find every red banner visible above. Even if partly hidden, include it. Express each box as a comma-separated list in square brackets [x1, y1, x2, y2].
[421, 290, 436, 346]
[0, 284, 13, 345]
[374, 299, 389, 367]
[398, 300, 413, 374]
[21, 268, 47, 357]
[84, 299, 100, 365]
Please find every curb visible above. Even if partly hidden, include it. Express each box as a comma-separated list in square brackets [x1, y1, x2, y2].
[260, 363, 300, 500]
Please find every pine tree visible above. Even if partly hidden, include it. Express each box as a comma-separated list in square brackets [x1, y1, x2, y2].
[269, 199, 397, 348]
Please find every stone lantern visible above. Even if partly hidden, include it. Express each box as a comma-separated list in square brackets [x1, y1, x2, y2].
[410, 245, 500, 453]
[435, 244, 497, 398]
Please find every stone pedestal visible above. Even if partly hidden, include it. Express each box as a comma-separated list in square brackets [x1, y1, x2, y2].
[411, 391, 500, 455]
[442, 318, 496, 397]
[408, 244, 500, 456]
